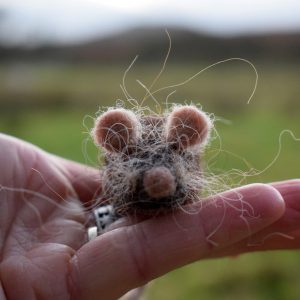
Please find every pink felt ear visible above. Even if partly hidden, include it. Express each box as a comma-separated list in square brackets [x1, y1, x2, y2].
[166, 105, 212, 149]
[93, 109, 140, 152]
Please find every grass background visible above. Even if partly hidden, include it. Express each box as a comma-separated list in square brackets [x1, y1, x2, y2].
[0, 61, 300, 299]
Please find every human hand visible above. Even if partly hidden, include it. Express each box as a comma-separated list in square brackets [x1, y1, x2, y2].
[0, 134, 299, 300]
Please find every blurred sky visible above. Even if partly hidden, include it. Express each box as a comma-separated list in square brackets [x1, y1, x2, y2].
[0, 0, 300, 46]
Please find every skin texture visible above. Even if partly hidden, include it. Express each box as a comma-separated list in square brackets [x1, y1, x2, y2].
[0, 133, 300, 300]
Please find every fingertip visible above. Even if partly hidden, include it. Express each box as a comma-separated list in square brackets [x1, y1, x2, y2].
[238, 183, 285, 220]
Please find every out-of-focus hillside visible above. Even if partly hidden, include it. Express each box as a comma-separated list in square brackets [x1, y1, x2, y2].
[1, 27, 300, 63]
[0, 27, 299, 118]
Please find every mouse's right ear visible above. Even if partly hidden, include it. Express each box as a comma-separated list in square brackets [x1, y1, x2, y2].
[92, 109, 140, 153]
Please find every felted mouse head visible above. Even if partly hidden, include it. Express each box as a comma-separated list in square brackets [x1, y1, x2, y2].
[92, 105, 212, 216]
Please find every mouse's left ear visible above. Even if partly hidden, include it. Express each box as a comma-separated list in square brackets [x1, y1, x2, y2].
[92, 108, 140, 152]
[165, 105, 212, 150]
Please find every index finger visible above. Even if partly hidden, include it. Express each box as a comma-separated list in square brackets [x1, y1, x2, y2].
[68, 184, 284, 300]
[211, 179, 300, 257]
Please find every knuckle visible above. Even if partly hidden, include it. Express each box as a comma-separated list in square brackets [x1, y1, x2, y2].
[123, 225, 152, 285]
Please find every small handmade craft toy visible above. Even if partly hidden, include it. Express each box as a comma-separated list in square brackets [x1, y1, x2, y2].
[87, 105, 213, 238]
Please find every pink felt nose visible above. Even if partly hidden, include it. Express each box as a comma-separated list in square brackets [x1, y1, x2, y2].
[143, 166, 176, 199]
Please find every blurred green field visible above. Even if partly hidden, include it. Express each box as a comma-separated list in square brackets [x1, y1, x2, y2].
[0, 62, 300, 299]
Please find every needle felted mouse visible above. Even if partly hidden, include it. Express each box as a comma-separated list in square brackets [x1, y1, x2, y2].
[92, 105, 213, 217]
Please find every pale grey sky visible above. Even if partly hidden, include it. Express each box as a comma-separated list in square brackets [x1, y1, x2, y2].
[0, 0, 300, 46]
